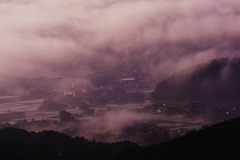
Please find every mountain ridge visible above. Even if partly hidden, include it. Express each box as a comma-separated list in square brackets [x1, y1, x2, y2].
[152, 58, 240, 102]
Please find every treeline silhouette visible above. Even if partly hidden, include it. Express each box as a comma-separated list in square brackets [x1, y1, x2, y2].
[1, 116, 240, 159]
[0, 128, 140, 160]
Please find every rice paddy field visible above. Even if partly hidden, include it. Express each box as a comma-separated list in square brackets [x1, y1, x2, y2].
[0, 98, 79, 123]
[0, 97, 210, 130]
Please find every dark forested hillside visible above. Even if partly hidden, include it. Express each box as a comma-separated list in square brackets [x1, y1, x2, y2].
[2, 117, 240, 159]
[152, 58, 240, 102]
[138, 116, 240, 160]
[0, 128, 141, 160]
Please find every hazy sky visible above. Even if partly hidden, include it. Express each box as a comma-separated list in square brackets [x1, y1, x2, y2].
[0, 0, 240, 77]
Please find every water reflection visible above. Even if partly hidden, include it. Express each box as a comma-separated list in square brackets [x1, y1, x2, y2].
[0, 98, 209, 131]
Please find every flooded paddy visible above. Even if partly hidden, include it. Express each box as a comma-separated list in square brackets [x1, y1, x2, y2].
[0, 98, 78, 123]
[0, 98, 210, 130]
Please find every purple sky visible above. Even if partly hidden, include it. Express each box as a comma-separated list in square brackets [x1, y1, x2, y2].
[0, 0, 240, 77]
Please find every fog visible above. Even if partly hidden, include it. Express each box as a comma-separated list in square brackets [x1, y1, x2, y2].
[8, 107, 206, 145]
[60, 110, 141, 141]
[0, 0, 239, 78]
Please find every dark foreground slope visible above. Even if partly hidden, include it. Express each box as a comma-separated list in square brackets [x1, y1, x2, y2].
[0, 128, 140, 160]
[152, 58, 240, 102]
[1, 117, 240, 160]
[138, 117, 240, 160]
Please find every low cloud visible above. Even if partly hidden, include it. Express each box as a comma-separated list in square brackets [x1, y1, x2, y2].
[0, 0, 240, 78]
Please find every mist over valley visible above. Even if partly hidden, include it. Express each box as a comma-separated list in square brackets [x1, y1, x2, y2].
[0, 0, 240, 159]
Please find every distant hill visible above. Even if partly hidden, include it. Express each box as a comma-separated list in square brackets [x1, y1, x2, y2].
[151, 58, 240, 102]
